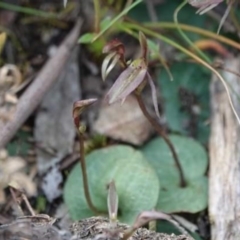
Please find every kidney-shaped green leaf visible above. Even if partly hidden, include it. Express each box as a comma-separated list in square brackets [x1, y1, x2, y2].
[64, 145, 160, 224]
[142, 135, 208, 213]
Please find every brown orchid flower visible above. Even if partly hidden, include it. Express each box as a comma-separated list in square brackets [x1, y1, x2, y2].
[73, 99, 98, 129]
[102, 32, 160, 119]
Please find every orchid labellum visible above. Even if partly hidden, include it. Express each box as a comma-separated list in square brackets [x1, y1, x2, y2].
[101, 32, 160, 118]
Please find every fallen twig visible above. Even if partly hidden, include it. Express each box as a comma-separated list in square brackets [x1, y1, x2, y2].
[0, 18, 82, 148]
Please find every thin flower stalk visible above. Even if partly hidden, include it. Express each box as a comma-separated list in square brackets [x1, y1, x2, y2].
[135, 93, 186, 187]
[73, 99, 104, 215]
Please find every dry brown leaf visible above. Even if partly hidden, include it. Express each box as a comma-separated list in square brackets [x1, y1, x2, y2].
[93, 95, 153, 145]
[0, 150, 36, 203]
[0, 64, 22, 90]
[0, 64, 22, 128]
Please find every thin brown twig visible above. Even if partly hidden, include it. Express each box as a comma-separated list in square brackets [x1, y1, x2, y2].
[135, 93, 186, 187]
[21, 193, 35, 216]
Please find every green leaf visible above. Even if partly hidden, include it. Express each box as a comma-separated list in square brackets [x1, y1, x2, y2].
[142, 135, 208, 213]
[158, 62, 210, 143]
[78, 33, 96, 44]
[158, 177, 208, 213]
[64, 145, 160, 224]
[142, 135, 208, 187]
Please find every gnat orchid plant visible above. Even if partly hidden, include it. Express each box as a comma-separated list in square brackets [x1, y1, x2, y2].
[101, 32, 186, 188]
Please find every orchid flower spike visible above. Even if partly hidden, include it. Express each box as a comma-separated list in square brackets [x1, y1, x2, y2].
[104, 32, 160, 119]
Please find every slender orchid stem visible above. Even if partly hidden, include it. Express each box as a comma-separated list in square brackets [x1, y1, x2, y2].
[77, 129, 104, 215]
[135, 93, 186, 188]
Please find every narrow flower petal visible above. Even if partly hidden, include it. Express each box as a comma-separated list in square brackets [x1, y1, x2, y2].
[196, 3, 218, 15]
[147, 72, 160, 119]
[188, 0, 223, 8]
[101, 52, 117, 81]
[105, 54, 120, 80]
